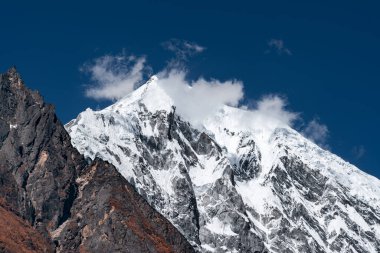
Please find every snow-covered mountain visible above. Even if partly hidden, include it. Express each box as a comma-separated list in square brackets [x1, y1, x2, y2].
[66, 76, 380, 253]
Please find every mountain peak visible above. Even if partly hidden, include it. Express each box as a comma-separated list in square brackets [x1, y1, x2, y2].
[147, 74, 159, 83]
[7, 65, 18, 75]
[1, 66, 24, 89]
[67, 79, 380, 252]
[109, 74, 174, 114]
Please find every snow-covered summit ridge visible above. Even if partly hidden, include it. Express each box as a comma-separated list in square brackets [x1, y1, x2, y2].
[102, 74, 291, 133]
[205, 107, 380, 206]
[106, 74, 173, 113]
[102, 75, 380, 204]
[67, 75, 380, 253]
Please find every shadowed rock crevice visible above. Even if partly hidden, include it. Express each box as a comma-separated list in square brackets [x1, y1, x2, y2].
[57, 183, 77, 227]
[167, 106, 176, 141]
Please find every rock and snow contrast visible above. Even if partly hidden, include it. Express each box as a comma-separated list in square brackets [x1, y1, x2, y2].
[0, 68, 194, 253]
[66, 75, 380, 253]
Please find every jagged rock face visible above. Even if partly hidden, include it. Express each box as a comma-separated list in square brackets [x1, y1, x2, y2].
[0, 68, 81, 237]
[0, 68, 194, 253]
[264, 153, 380, 253]
[67, 77, 380, 253]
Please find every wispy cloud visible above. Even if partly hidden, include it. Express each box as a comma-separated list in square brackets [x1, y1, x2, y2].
[162, 39, 206, 67]
[266, 39, 292, 56]
[302, 118, 329, 149]
[82, 53, 151, 100]
[352, 145, 366, 160]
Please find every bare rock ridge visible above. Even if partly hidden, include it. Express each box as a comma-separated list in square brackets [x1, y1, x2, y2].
[0, 67, 194, 253]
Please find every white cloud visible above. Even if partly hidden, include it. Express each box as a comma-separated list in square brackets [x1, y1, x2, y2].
[267, 39, 292, 56]
[83, 54, 149, 100]
[302, 119, 329, 148]
[157, 69, 244, 124]
[228, 95, 299, 137]
[254, 95, 298, 126]
[155, 71, 297, 131]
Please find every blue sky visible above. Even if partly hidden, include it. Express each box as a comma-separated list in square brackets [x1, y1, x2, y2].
[1, 0, 379, 179]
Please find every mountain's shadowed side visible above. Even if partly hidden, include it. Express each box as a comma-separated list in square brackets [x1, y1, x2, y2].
[0, 68, 195, 253]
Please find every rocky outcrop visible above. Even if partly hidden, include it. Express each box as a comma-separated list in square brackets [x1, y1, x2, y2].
[0, 67, 194, 253]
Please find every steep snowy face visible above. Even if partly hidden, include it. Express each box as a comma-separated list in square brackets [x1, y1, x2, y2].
[66, 77, 380, 253]
[203, 109, 380, 252]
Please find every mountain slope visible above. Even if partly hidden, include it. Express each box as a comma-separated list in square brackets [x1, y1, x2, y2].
[67, 76, 380, 253]
[0, 68, 194, 253]
[0, 198, 51, 253]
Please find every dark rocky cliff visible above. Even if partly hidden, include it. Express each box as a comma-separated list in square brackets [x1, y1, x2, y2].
[0, 67, 194, 253]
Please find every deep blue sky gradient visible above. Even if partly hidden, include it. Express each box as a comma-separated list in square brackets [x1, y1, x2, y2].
[1, 0, 379, 178]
